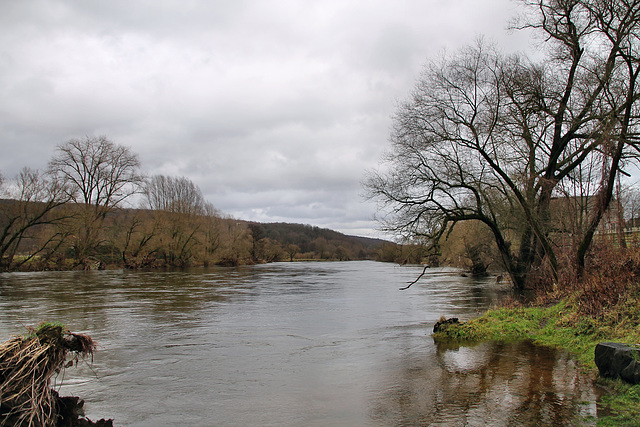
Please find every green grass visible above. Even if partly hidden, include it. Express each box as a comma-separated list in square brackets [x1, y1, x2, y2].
[433, 298, 640, 425]
[22, 321, 68, 340]
[597, 381, 640, 426]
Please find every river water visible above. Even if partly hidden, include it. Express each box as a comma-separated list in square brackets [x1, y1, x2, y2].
[0, 261, 602, 426]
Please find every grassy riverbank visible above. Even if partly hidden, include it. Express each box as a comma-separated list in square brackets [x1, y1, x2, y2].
[433, 248, 640, 425]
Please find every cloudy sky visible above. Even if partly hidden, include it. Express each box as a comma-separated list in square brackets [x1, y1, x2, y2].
[0, 0, 533, 238]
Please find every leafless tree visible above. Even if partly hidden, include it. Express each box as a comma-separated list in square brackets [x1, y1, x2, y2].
[0, 168, 71, 270]
[569, 0, 640, 272]
[622, 184, 640, 223]
[48, 136, 144, 260]
[142, 175, 213, 266]
[201, 202, 222, 264]
[115, 210, 159, 268]
[366, 41, 540, 288]
[366, 0, 640, 289]
[143, 175, 206, 216]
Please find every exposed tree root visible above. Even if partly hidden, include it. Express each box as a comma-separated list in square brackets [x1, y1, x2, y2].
[0, 323, 111, 426]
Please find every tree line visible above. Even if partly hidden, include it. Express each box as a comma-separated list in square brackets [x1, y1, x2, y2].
[0, 136, 384, 271]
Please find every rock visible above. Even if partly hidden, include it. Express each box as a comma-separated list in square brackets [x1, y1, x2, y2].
[595, 342, 640, 384]
[433, 317, 460, 333]
[55, 393, 84, 426]
[73, 417, 114, 427]
[53, 390, 114, 427]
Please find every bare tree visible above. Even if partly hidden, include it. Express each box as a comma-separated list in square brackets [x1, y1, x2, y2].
[201, 202, 222, 265]
[142, 175, 213, 266]
[366, 41, 539, 288]
[216, 220, 250, 266]
[115, 210, 159, 268]
[570, 0, 640, 272]
[622, 184, 640, 224]
[366, 0, 640, 289]
[48, 136, 144, 261]
[143, 175, 205, 215]
[0, 168, 70, 270]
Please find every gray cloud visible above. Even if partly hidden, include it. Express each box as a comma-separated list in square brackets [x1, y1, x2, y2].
[0, 0, 532, 237]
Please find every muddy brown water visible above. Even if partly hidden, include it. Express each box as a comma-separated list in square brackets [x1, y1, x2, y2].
[0, 261, 604, 426]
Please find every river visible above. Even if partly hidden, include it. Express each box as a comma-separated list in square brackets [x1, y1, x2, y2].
[0, 261, 602, 426]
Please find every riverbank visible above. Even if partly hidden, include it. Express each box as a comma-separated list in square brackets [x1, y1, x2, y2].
[433, 296, 640, 425]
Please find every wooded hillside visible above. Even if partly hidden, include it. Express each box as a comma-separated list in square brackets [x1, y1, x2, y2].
[0, 198, 389, 271]
[0, 136, 391, 272]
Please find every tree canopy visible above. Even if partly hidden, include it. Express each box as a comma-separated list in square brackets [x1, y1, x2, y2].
[48, 136, 144, 260]
[365, 0, 640, 289]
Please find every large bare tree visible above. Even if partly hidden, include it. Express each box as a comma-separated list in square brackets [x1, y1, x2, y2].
[48, 136, 144, 261]
[366, 0, 640, 289]
[142, 175, 211, 266]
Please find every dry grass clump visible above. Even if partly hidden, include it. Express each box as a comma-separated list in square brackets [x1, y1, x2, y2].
[574, 245, 640, 318]
[0, 323, 95, 426]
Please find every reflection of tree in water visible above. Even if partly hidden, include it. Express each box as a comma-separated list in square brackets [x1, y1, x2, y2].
[369, 340, 600, 426]
[443, 275, 513, 318]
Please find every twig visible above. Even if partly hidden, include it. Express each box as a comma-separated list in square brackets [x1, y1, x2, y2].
[400, 265, 429, 290]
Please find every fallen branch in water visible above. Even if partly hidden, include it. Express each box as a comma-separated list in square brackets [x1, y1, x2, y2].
[400, 265, 429, 290]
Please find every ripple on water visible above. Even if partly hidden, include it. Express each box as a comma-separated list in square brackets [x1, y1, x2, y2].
[0, 262, 603, 426]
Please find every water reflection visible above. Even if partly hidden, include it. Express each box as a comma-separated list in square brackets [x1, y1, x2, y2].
[371, 339, 601, 426]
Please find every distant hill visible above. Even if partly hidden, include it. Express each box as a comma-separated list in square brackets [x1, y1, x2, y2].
[259, 221, 385, 245]
[243, 221, 389, 261]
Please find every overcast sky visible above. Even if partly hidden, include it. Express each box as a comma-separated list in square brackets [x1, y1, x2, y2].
[0, 0, 533, 238]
